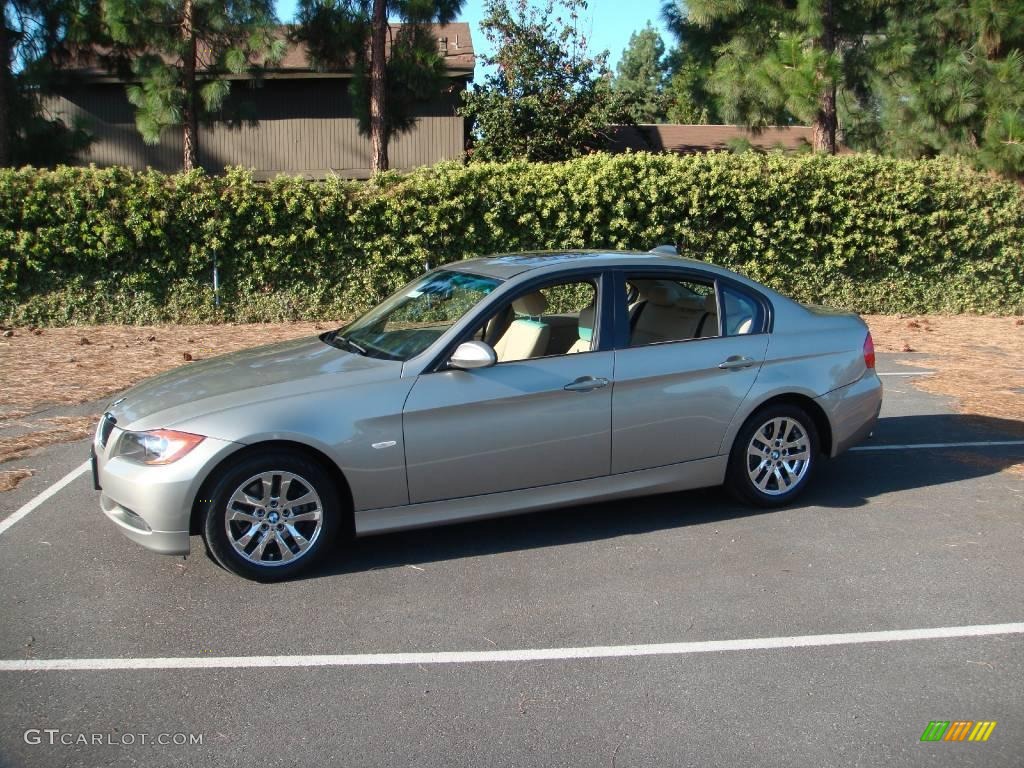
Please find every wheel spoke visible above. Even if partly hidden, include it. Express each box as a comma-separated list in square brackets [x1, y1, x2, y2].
[288, 509, 321, 523]
[275, 533, 294, 562]
[250, 529, 272, 560]
[285, 524, 310, 552]
[236, 523, 261, 548]
[228, 508, 259, 524]
[278, 474, 294, 502]
[288, 491, 317, 509]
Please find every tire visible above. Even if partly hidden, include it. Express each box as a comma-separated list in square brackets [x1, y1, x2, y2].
[201, 450, 342, 581]
[726, 403, 820, 508]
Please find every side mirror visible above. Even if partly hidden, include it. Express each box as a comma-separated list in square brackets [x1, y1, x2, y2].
[449, 340, 497, 370]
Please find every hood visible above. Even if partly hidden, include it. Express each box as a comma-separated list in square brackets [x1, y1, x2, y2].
[105, 335, 403, 431]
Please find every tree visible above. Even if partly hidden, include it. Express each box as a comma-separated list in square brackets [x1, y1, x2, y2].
[460, 0, 629, 162]
[659, 2, 725, 124]
[1, 0, 98, 166]
[294, 0, 465, 174]
[862, 0, 1024, 176]
[613, 22, 668, 123]
[668, 0, 885, 153]
[103, 0, 283, 171]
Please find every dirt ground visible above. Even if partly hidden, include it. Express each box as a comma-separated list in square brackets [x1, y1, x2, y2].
[863, 315, 1024, 428]
[1, 315, 1021, 491]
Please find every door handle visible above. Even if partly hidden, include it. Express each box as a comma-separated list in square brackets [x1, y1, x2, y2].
[718, 355, 756, 370]
[563, 376, 609, 392]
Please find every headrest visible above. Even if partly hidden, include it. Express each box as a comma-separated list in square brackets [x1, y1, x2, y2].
[512, 292, 548, 316]
[703, 294, 718, 313]
[577, 303, 596, 341]
[639, 282, 681, 307]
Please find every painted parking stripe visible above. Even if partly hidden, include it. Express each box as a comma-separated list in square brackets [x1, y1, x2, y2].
[851, 440, 1024, 452]
[1, 622, 1021, 672]
[0, 460, 90, 538]
[876, 371, 935, 377]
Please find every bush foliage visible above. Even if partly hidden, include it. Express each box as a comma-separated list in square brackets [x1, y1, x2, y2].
[1, 153, 1022, 326]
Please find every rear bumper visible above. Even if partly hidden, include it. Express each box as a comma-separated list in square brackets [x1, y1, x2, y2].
[816, 372, 883, 457]
[95, 427, 241, 556]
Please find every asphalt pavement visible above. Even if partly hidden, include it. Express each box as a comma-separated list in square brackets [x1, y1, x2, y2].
[0, 352, 1021, 767]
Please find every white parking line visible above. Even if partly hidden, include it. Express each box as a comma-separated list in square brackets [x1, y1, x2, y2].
[851, 440, 1024, 452]
[0, 460, 90, 538]
[1, 622, 1021, 672]
[876, 371, 935, 377]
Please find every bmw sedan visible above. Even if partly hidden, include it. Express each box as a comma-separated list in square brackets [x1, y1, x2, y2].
[93, 249, 882, 580]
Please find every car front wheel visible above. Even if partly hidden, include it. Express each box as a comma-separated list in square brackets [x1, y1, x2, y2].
[726, 404, 820, 507]
[201, 450, 342, 581]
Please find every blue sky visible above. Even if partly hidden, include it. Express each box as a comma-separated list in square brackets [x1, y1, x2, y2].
[274, 1, 673, 75]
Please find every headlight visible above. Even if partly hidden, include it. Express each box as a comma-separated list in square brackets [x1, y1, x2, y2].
[115, 429, 205, 465]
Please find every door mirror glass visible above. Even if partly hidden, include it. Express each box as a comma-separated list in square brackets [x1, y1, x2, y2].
[449, 341, 497, 370]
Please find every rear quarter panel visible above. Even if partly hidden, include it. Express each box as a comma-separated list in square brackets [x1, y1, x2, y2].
[717, 300, 873, 455]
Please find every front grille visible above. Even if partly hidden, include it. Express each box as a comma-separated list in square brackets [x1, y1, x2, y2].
[98, 413, 117, 448]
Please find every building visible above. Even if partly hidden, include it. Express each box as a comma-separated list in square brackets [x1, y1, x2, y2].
[607, 124, 818, 155]
[47, 24, 474, 178]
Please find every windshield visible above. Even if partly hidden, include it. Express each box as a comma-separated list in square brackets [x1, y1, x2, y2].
[327, 270, 503, 361]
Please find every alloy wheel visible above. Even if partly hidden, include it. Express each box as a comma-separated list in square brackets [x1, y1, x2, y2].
[745, 416, 812, 496]
[224, 471, 324, 566]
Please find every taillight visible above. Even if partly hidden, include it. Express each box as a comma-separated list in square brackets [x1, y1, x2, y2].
[863, 331, 876, 369]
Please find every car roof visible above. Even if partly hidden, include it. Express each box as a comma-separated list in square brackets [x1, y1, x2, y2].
[440, 250, 726, 281]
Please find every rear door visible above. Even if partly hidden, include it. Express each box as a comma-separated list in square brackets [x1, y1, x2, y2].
[611, 271, 769, 474]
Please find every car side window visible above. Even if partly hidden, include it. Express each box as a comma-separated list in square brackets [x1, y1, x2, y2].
[721, 285, 761, 336]
[626, 276, 720, 347]
[473, 278, 598, 363]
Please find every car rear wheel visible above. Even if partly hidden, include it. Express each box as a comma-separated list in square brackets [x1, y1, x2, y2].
[726, 404, 819, 507]
[201, 450, 342, 581]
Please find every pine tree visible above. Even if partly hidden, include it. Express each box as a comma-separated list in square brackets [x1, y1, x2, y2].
[613, 22, 668, 123]
[669, 0, 885, 153]
[103, 0, 283, 171]
[865, 0, 1024, 176]
[660, 2, 726, 124]
[1, 0, 98, 166]
[294, 0, 465, 174]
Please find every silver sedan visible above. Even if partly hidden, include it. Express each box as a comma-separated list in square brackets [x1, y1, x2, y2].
[93, 249, 882, 580]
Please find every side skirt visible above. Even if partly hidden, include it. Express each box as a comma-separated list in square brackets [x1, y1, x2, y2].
[354, 455, 728, 537]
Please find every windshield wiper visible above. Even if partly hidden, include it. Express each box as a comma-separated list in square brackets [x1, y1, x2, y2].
[336, 334, 367, 356]
[321, 330, 367, 356]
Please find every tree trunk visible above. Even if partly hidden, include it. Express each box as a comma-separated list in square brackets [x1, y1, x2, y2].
[181, 0, 199, 172]
[812, 0, 838, 154]
[0, 17, 11, 167]
[369, 0, 388, 173]
[812, 84, 837, 154]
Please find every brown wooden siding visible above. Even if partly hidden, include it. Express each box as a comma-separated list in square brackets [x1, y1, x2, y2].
[47, 78, 467, 177]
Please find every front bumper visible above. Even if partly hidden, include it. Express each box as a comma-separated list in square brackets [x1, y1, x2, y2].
[94, 425, 241, 556]
[816, 372, 883, 457]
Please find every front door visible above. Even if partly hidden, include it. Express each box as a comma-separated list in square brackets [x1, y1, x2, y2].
[402, 274, 612, 503]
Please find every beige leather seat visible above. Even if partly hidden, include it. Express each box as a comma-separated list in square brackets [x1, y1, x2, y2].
[492, 292, 551, 362]
[567, 302, 596, 353]
[631, 282, 709, 345]
[698, 294, 719, 337]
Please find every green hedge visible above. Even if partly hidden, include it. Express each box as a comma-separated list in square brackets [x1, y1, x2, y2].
[1, 152, 1022, 325]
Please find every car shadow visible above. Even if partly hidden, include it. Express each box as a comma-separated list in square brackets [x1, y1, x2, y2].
[307, 414, 1023, 580]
